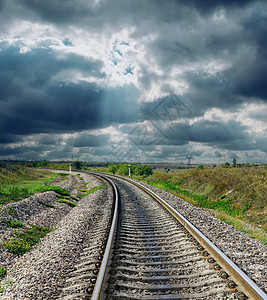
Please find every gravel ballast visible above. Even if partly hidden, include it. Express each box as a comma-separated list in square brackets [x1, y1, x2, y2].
[132, 178, 267, 293]
[0, 172, 266, 299]
[0, 172, 113, 299]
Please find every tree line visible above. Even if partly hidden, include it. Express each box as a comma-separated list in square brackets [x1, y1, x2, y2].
[108, 164, 153, 177]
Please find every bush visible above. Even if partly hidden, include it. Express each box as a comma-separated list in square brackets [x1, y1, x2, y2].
[117, 164, 130, 176]
[73, 161, 82, 170]
[134, 165, 153, 176]
[32, 160, 48, 168]
[108, 164, 118, 174]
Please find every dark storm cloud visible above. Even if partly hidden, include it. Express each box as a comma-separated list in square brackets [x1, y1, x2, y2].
[0, 44, 139, 137]
[165, 119, 253, 150]
[11, 0, 261, 28]
[18, 0, 92, 24]
[69, 133, 110, 147]
[38, 135, 62, 146]
[0, 0, 5, 11]
[0, 0, 266, 161]
[125, 118, 254, 151]
[0, 134, 22, 144]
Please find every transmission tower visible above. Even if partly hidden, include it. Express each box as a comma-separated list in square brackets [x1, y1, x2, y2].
[186, 156, 192, 167]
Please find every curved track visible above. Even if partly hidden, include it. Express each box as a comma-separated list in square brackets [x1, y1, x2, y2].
[63, 172, 267, 300]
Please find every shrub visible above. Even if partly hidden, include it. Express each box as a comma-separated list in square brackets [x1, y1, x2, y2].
[73, 161, 82, 170]
[108, 164, 118, 174]
[135, 165, 153, 176]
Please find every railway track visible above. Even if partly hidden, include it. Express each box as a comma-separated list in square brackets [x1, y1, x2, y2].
[62, 173, 267, 300]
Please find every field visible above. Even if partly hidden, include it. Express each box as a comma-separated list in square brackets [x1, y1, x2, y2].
[1, 161, 266, 244]
[137, 166, 267, 244]
[0, 162, 67, 205]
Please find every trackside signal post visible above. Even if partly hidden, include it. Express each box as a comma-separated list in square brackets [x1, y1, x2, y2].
[128, 164, 131, 178]
[69, 163, 72, 174]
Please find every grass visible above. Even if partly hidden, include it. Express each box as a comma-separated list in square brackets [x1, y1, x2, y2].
[0, 164, 69, 205]
[0, 207, 17, 217]
[2, 218, 23, 228]
[79, 185, 107, 197]
[57, 199, 77, 207]
[136, 166, 267, 243]
[2, 224, 53, 255]
[0, 280, 13, 293]
[42, 185, 70, 196]
[213, 211, 267, 245]
[0, 267, 6, 279]
[38, 201, 56, 208]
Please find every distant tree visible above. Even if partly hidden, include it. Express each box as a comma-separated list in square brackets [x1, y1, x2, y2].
[225, 162, 230, 167]
[135, 165, 153, 176]
[108, 164, 117, 174]
[197, 164, 204, 170]
[117, 164, 130, 176]
[233, 158, 237, 167]
[32, 160, 48, 168]
[73, 161, 82, 170]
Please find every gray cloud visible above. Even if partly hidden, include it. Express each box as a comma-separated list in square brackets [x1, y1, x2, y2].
[69, 133, 110, 148]
[0, 45, 139, 137]
[0, 0, 266, 162]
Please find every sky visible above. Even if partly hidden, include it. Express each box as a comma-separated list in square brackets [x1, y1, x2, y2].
[0, 0, 266, 164]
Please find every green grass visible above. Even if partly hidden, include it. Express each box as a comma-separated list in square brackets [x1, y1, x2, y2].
[38, 201, 56, 208]
[0, 207, 17, 217]
[136, 166, 267, 243]
[2, 218, 23, 228]
[0, 167, 67, 205]
[79, 185, 107, 197]
[42, 185, 70, 196]
[214, 211, 267, 245]
[2, 224, 53, 255]
[0, 267, 6, 279]
[0, 280, 13, 293]
[57, 199, 77, 207]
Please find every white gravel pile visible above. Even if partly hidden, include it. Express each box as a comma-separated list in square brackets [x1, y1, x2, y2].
[0, 172, 112, 299]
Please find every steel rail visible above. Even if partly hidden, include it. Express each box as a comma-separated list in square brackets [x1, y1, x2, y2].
[112, 175, 266, 300]
[90, 175, 119, 300]
[54, 169, 265, 300]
